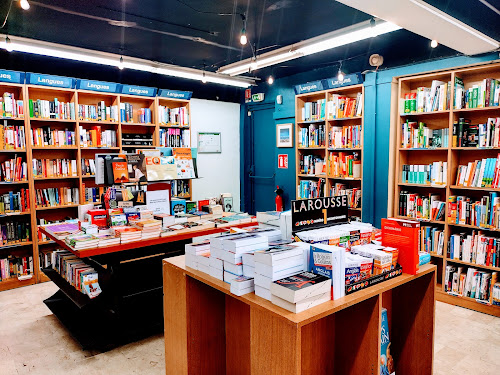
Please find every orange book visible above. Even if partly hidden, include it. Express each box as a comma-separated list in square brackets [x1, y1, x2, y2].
[112, 160, 129, 183]
[381, 218, 420, 275]
[92, 126, 102, 147]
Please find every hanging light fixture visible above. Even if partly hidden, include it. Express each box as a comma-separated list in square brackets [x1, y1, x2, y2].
[20, 0, 30, 10]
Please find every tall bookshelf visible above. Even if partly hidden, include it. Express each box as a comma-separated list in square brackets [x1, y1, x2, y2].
[393, 61, 500, 317]
[295, 84, 364, 220]
[0, 77, 192, 291]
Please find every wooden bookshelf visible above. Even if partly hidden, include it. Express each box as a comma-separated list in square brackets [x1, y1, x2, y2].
[392, 61, 500, 316]
[0, 78, 194, 292]
[295, 84, 364, 220]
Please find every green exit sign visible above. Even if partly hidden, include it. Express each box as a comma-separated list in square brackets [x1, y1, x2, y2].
[252, 93, 265, 102]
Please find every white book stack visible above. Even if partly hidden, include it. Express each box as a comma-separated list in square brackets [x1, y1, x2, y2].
[309, 244, 346, 300]
[242, 253, 255, 277]
[270, 271, 331, 313]
[253, 244, 306, 301]
[247, 227, 282, 242]
[185, 241, 211, 271]
[230, 275, 254, 296]
[209, 256, 224, 280]
[210, 232, 248, 282]
[220, 234, 269, 283]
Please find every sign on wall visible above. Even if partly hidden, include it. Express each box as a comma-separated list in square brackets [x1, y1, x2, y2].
[198, 132, 221, 153]
[278, 154, 288, 169]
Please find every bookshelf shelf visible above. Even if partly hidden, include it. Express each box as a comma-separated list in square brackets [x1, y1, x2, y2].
[393, 61, 500, 316]
[328, 176, 362, 181]
[0, 277, 36, 292]
[327, 116, 362, 121]
[29, 118, 76, 123]
[79, 120, 118, 125]
[398, 183, 446, 189]
[446, 258, 500, 272]
[0, 241, 34, 249]
[0, 211, 31, 217]
[0, 116, 25, 121]
[35, 204, 80, 211]
[159, 123, 189, 128]
[400, 110, 450, 117]
[32, 146, 78, 150]
[328, 147, 362, 151]
[348, 207, 362, 211]
[121, 122, 156, 127]
[81, 175, 95, 178]
[449, 185, 500, 192]
[0, 149, 26, 153]
[296, 119, 326, 125]
[297, 147, 325, 150]
[297, 174, 326, 178]
[34, 176, 79, 180]
[430, 253, 444, 258]
[452, 106, 500, 113]
[0, 181, 29, 185]
[80, 147, 120, 150]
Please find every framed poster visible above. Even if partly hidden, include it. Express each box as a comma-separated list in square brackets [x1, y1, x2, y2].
[198, 132, 221, 153]
[276, 123, 293, 148]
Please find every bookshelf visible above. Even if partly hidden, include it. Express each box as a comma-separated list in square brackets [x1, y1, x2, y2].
[0, 75, 193, 292]
[393, 61, 500, 317]
[295, 84, 364, 220]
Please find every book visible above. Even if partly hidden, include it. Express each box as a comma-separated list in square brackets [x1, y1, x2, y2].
[112, 158, 129, 183]
[329, 124, 362, 149]
[381, 218, 419, 275]
[173, 147, 196, 179]
[158, 105, 189, 126]
[270, 271, 330, 303]
[309, 244, 346, 300]
[298, 123, 326, 147]
[270, 291, 330, 313]
[380, 308, 395, 375]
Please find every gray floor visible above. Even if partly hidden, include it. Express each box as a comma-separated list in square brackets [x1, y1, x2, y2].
[0, 282, 499, 374]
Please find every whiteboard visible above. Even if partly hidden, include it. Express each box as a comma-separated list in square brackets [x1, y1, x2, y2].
[198, 132, 221, 153]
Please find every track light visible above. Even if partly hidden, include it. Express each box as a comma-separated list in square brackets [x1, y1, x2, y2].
[240, 28, 247, 45]
[430, 39, 438, 48]
[20, 0, 30, 10]
[337, 69, 344, 82]
[250, 59, 258, 71]
[5, 36, 13, 52]
[118, 56, 124, 70]
[267, 76, 274, 85]
[202, 72, 207, 83]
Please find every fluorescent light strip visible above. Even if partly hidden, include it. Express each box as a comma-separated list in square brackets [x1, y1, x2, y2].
[409, 0, 499, 47]
[218, 20, 401, 76]
[0, 37, 254, 88]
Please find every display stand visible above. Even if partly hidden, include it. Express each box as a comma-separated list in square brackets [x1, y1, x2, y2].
[163, 256, 436, 375]
[40, 222, 257, 350]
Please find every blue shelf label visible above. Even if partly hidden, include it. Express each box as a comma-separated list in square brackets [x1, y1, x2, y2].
[323, 73, 363, 89]
[77, 79, 120, 93]
[158, 89, 192, 100]
[294, 80, 325, 95]
[27, 73, 75, 88]
[0, 69, 24, 84]
[120, 84, 156, 97]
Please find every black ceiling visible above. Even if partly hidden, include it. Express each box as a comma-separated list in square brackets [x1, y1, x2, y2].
[0, 0, 499, 100]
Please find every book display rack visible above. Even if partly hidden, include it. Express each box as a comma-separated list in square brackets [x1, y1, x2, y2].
[393, 61, 500, 316]
[295, 84, 364, 220]
[164, 256, 435, 375]
[0, 74, 192, 293]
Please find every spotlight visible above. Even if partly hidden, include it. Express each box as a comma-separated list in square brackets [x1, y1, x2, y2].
[267, 76, 274, 85]
[5, 36, 13, 52]
[118, 56, 124, 70]
[20, 0, 30, 10]
[337, 69, 344, 82]
[430, 39, 438, 48]
[202, 72, 207, 83]
[240, 28, 247, 45]
[250, 59, 258, 71]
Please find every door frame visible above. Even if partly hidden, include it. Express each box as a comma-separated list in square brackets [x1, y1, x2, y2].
[241, 102, 275, 214]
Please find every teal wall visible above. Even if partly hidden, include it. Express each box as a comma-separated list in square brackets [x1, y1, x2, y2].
[241, 53, 499, 225]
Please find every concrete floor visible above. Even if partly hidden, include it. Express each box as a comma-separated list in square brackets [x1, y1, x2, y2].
[0, 282, 499, 374]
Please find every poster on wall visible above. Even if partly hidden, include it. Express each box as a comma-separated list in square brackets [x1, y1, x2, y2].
[276, 123, 293, 148]
[198, 132, 221, 153]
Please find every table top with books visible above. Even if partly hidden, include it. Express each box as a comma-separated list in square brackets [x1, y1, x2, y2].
[165, 254, 435, 325]
[40, 214, 258, 258]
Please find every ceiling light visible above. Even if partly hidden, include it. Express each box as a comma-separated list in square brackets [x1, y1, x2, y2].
[4, 36, 13, 52]
[240, 28, 247, 45]
[202, 72, 207, 83]
[430, 39, 438, 48]
[218, 19, 401, 76]
[0, 34, 255, 87]
[267, 76, 274, 85]
[20, 0, 30, 10]
[337, 70, 344, 82]
[250, 59, 258, 71]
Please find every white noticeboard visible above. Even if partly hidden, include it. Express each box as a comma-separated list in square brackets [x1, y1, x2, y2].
[198, 132, 221, 153]
[146, 189, 170, 214]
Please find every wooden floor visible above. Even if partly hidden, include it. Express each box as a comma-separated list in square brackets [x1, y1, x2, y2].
[0, 282, 498, 375]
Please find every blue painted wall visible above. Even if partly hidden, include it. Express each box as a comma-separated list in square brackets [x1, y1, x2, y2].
[241, 53, 499, 225]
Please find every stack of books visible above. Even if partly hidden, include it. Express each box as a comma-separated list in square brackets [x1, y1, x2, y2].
[185, 241, 210, 272]
[131, 218, 162, 239]
[230, 275, 255, 296]
[253, 244, 307, 301]
[93, 233, 120, 247]
[65, 233, 100, 249]
[310, 244, 346, 300]
[112, 226, 142, 243]
[270, 271, 331, 313]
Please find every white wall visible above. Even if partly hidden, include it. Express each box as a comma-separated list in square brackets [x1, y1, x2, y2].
[190, 98, 241, 210]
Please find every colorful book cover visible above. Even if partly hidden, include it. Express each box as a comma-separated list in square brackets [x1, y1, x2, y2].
[173, 147, 196, 179]
[381, 218, 419, 275]
[145, 156, 177, 181]
[380, 308, 395, 375]
[112, 159, 129, 183]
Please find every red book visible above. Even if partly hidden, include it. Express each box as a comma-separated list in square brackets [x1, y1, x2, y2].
[92, 126, 102, 147]
[198, 199, 210, 211]
[381, 218, 420, 275]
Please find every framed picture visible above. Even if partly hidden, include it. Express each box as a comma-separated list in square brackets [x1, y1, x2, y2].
[198, 132, 221, 153]
[276, 123, 293, 148]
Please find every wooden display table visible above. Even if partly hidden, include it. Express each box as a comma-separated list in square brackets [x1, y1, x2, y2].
[163, 256, 436, 375]
[39, 222, 257, 350]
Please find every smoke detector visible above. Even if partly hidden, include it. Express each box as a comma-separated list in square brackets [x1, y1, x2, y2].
[369, 54, 384, 67]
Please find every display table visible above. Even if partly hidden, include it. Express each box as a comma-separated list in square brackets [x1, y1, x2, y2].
[163, 256, 436, 375]
[39, 222, 257, 350]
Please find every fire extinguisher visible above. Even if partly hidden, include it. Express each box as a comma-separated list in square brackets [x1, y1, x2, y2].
[275, 186, 284, 212]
